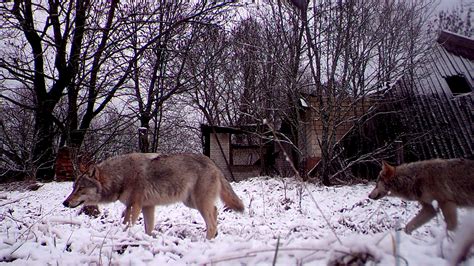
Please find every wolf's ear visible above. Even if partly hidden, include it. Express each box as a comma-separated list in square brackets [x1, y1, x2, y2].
[87, 165, 100, 180]
[79, 162, 88, 174]
[381, 161, 395, 180]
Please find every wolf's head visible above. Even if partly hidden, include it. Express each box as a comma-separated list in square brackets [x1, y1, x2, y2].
[63, 166, 102, 208]
[368, 161, 396, 200]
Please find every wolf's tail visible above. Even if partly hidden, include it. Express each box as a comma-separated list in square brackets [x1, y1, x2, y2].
[219, 175, 244, 212]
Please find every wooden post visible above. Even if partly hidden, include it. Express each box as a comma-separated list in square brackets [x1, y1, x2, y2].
[212, 131, 236, 182]
[395, 140, 404, 164]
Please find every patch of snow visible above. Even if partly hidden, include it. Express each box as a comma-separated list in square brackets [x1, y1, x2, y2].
[0, 177, 472, 265]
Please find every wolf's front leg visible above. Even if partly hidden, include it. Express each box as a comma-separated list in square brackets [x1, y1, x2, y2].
[129, 202, 142, 225]
[405, 202, 437, 234]
[122, 203, 142, 226]
[439, 201, 457, 231]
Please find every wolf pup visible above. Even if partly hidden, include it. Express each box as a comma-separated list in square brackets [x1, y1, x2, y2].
[368, 158, 474, 234]
[63, 153, 244, 239]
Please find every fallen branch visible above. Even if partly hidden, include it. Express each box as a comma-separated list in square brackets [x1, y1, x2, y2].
[45, 217, 82, 225]
[0, 196, 29, 207]
[207, 247, 329, 264]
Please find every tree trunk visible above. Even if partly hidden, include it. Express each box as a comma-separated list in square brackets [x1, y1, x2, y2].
[31, 103, 56, 181]
[138, 127, 149, 153]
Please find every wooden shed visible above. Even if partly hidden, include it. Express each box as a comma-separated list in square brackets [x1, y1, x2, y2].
[201, 124, 293, 181]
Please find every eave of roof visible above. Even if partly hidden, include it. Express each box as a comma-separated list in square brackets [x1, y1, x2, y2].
[437, 30, 474, 61]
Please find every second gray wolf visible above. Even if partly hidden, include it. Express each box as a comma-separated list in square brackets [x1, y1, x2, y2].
[63, 153, 245, 239]
[368, 158, 474, 234]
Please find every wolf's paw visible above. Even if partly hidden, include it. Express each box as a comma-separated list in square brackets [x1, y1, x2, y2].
[78, 205, 100, 218]
[148, 231, 158, 238]
[446, 230, 455, 242]
[205, 230, 218, 240]
[122, 223, 132, 232]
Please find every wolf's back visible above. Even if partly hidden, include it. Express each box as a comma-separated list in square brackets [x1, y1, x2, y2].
[447, 159, 474, 206]
[416, 158, 474, 206]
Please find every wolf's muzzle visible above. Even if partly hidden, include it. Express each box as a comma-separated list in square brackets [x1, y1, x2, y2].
[63, 200, 84, 208]
[368, 190, 385, 200]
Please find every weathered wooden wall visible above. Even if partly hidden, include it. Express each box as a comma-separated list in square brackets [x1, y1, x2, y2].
[323, 31, 473, 181]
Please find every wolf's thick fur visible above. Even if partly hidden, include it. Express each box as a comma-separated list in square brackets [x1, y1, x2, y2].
[368, 158, 474, 234]
[63, 153, 244, 239]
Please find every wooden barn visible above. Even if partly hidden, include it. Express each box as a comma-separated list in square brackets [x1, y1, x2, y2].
[202, 31, 472, 182]
[333, 30, 473, 180]
[298, 94, 374, 175]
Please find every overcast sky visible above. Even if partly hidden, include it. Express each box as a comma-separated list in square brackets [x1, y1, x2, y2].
[437, 0, 472, 11]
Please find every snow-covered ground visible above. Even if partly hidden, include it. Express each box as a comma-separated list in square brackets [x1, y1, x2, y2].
[0, 177, 472, 265]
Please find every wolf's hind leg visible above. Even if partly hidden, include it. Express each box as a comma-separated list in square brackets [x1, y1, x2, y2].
[405, 202, 437, 234]
[439, 201, 457, 231]
[197, 201, 218, 240]
[142, 206, 155, 235]
[122, 206, 132, 225]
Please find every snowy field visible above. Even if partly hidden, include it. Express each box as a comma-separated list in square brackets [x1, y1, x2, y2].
[0, 177, 472, 265]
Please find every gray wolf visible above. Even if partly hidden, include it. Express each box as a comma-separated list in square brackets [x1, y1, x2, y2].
[63, 153, 244, 239]
[368, 158, 474, 234]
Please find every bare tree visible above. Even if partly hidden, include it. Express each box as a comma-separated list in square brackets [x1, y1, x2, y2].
[122, 1, 232, 153]
[0, 0, 95, 180]
[297, 0, 436, 184]
[187, 23, 240, 127]
[188, 3, 306, 174]
[0, 92, 35, 180]
[225, 3, 306, 169]
[0, 0, 234, 180]
[430, 0, 473, 37]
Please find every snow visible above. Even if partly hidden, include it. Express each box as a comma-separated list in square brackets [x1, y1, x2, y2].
[0, 177, 472, 265]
